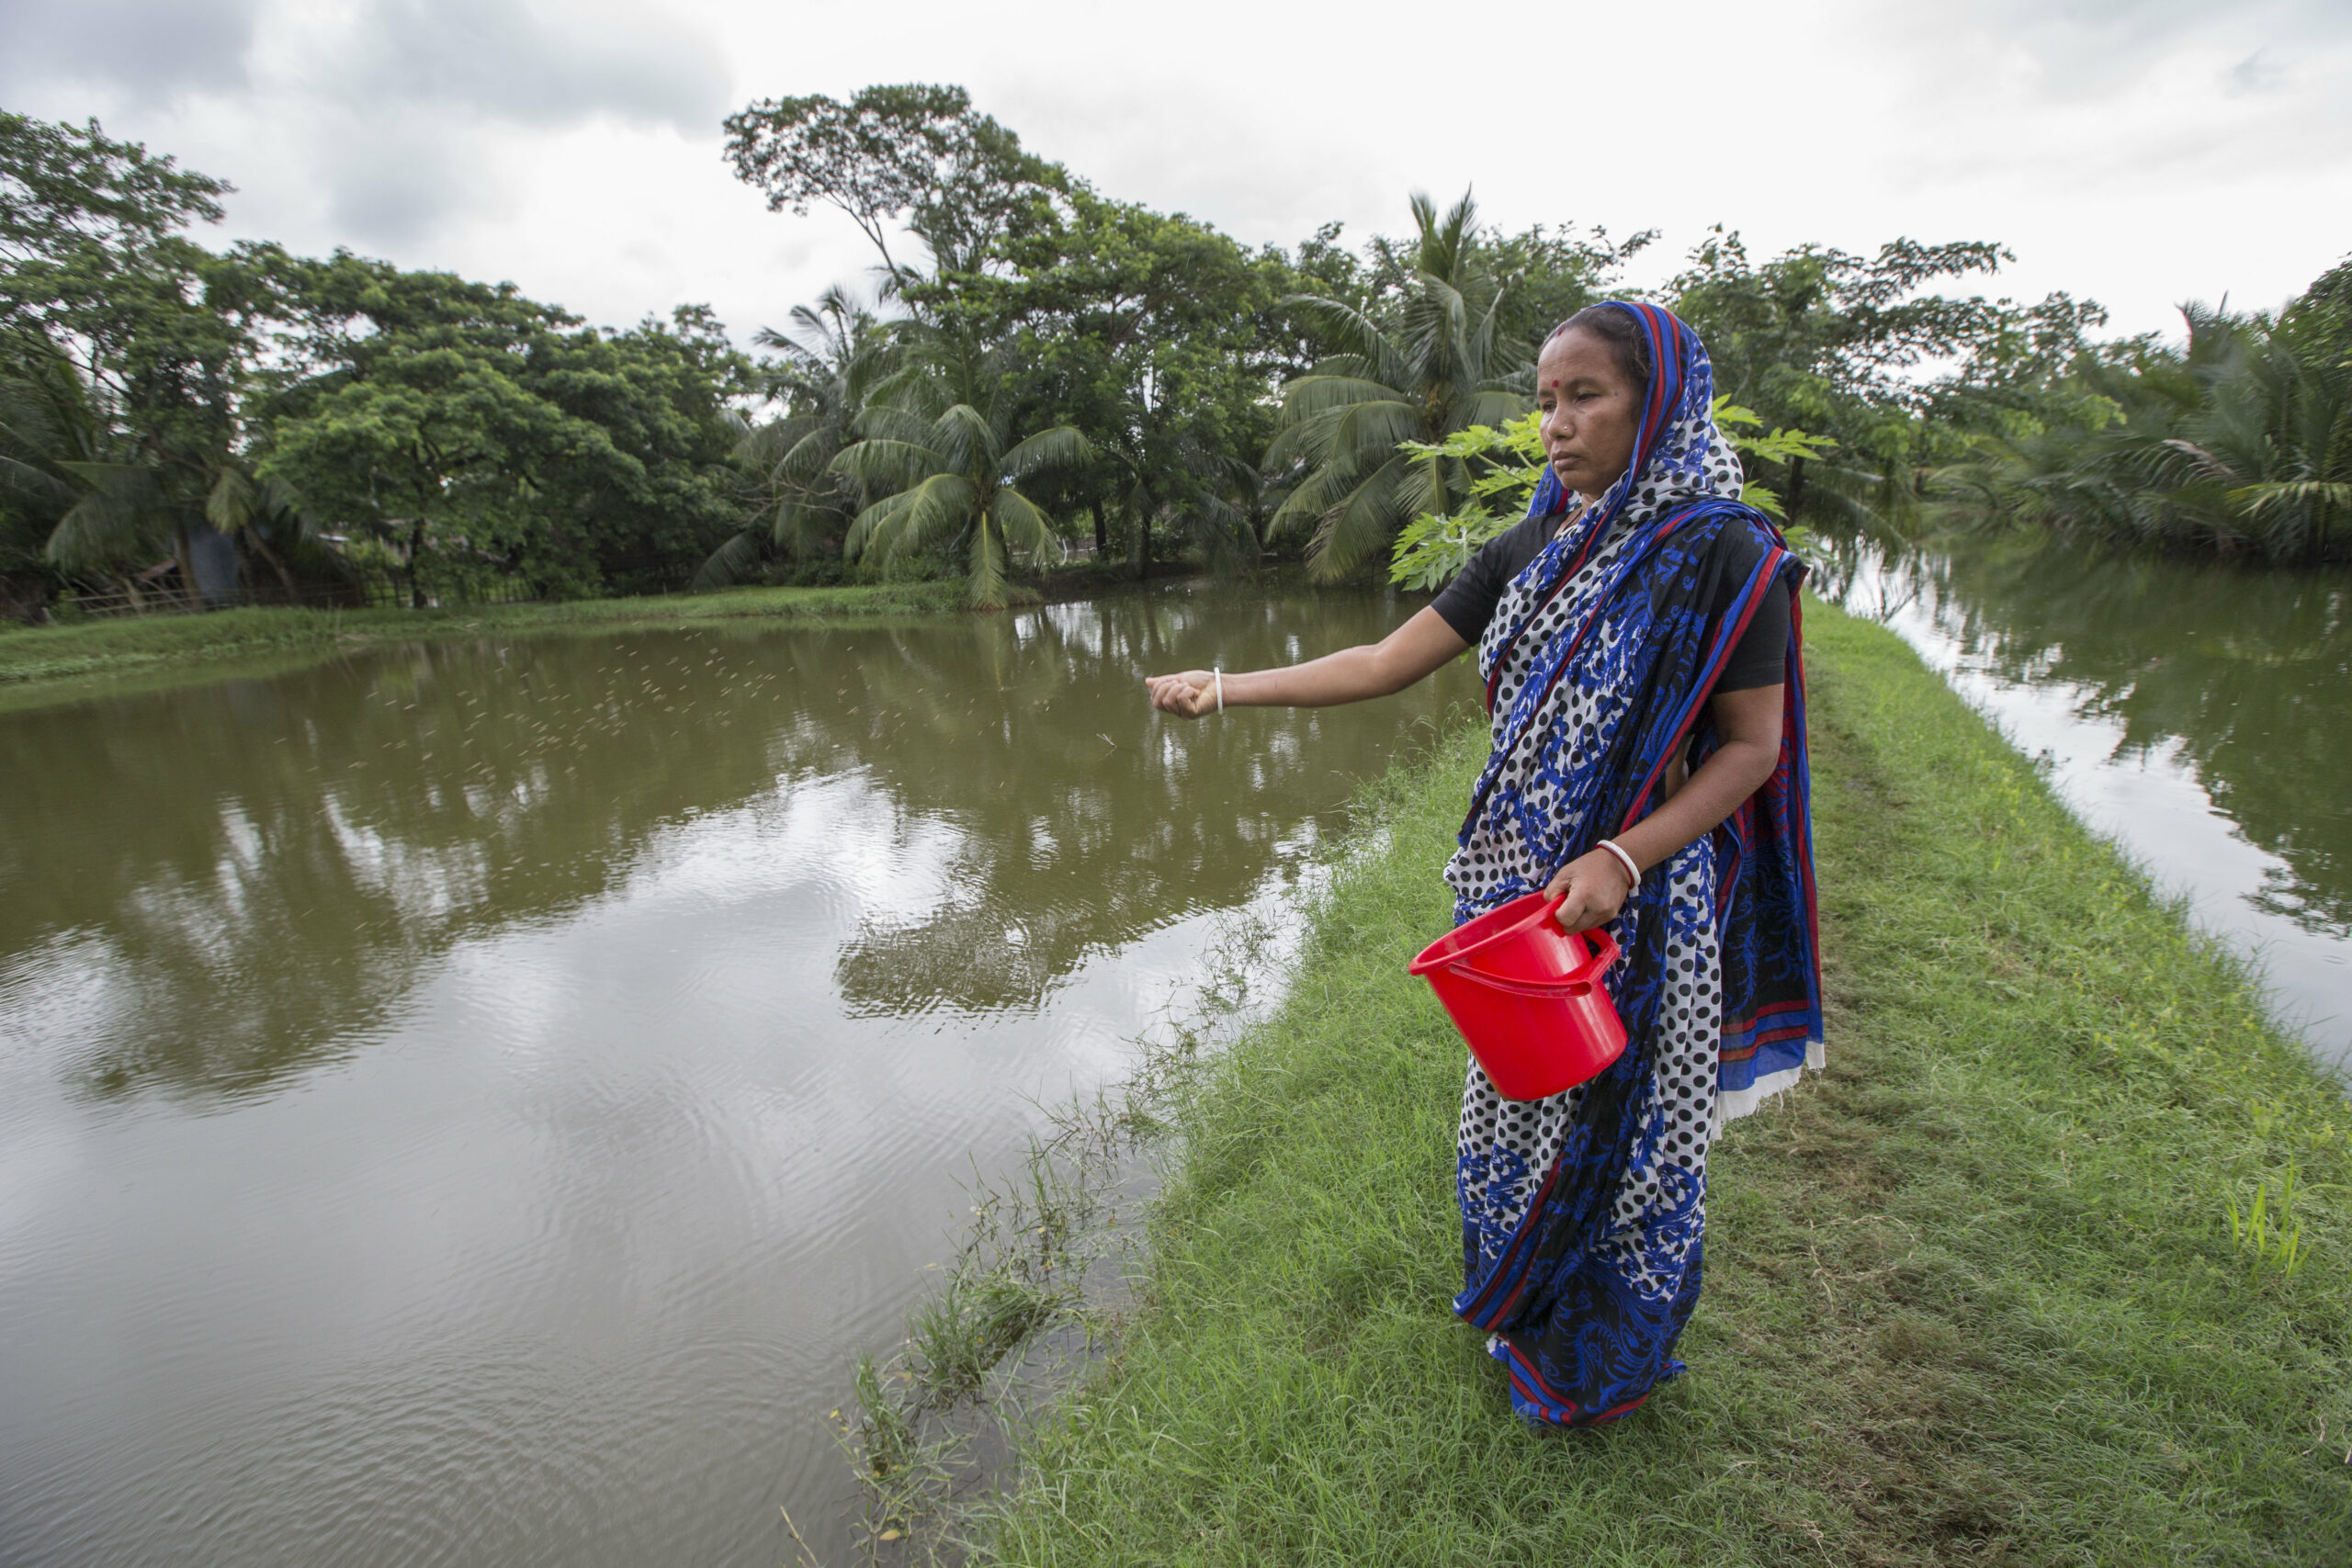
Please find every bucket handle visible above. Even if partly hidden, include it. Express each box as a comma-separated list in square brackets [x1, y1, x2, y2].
[1536, 899, 1620, 979]
[1451, 920, 1620, 997]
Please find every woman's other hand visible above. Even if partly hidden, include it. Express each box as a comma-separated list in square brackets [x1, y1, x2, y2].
[1544, 849, 1635, 933]
[1145, 671, 1220, 718]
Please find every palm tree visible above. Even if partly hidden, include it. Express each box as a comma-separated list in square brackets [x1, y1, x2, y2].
[695, 285, 899, 589]
[205, 462, 340, 599]
[1, 334, 102, 590]
[2155, 290, 2352, 559]
[43, 457, 178, 598]
[831, 333, 1090, 607]
[1934, 271, 2352, 562]
[1266, 192, 1526, 580]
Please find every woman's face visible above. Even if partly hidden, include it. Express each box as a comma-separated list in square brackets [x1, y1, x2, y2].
[1535, 328, 1642, 499]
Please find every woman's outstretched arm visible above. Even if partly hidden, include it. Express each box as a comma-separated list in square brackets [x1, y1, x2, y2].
[1145, 606, 1471, 718]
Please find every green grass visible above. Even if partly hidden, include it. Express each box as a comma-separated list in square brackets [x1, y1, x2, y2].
[0, 580, 968, 707]
[981, 600, 2352, 1566]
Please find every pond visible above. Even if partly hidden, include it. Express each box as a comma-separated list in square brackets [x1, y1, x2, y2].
[0, 587, 1476, 1568]
[1821, 533, 2352, 1075]
[5, 540, 2346, 1566]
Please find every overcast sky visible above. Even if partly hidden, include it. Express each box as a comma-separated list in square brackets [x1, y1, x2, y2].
[5, 0, 2347, 348]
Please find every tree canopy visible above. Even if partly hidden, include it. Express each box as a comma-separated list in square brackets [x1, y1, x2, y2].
[6, 87, 2330, 623]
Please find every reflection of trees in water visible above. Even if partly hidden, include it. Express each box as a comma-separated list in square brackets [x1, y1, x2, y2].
[0, 590, 1468, 1098]
[1860, 536, 2352, 934]
[767, 592, 1469, 1015]
[0, 635, 802, 1099]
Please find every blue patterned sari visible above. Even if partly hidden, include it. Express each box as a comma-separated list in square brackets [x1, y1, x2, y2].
[1444, 303, 1823, 1427]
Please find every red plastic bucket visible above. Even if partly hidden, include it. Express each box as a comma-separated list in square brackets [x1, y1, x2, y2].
[1408, 891, 1626, 1100]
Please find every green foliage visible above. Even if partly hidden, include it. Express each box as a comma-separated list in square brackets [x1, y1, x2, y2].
[1934, 262, 2352, 561]
[1670, 228, 2106, 529]
[1385, 412, 1544, 589]
[0, 333, 99, 587]
[254, 264, 523, 596]
[13, 83, 2322, 619]
[944, 186, 1297, 573]
[3, 111, 760, 614]
[721, 84, 1062, 284]
[254, 255, 750, 603]
[695, 285, 899, 589]
[1269, 191, 1530, 580]
[1, 112, 257, 594]
[831, 330, 1089, 607]
[1712, 393, 1838, 518]
[1383, 400, 1834, 586]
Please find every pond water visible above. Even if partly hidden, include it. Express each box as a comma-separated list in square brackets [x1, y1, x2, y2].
[6, 542, 2346, 1565]
[0, 588, 1476, 1568]
[1820, 534, 2352, 1074]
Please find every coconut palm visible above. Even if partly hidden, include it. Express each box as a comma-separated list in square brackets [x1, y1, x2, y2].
[1, 333, 101, 589]
[831, 335, 1089, 607]
[205, 462, 339, 598]
[1265, 191, 1526, 580]
[695, 285, 898, 588]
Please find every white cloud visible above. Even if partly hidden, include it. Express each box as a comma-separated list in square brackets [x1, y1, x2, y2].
[346, 0, 725, 129]
[0, 0, 261, 100]
[3, 0, 2346, 343]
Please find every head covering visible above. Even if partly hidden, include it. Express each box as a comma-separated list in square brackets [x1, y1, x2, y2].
[1523, 301, 1747, 534]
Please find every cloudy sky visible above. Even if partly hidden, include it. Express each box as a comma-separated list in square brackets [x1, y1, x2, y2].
[5, 0, 2347, 347]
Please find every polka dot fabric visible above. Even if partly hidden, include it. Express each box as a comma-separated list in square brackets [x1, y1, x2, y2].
[1456, 840, 1720, 1294]
[1442, 302, 1824, 1429]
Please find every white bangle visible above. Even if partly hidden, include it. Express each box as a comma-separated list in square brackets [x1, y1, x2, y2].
[1213, 669, 1224, 714]
[1595, 838, 1640, 891]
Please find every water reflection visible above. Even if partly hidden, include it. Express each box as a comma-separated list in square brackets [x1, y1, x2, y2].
[0, 585, 1473, 1568]
[0, 591, 1471, 1100]
[1820, 533, 2352, 1063]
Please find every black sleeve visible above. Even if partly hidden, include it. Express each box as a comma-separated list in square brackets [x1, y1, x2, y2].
[1716, 578, 1792, 692]
[1430, 516, 1547, 645]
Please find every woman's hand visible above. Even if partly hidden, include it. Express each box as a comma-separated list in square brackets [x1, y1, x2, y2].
[1544, 849, 1635, 934]
[1141, 608, 1473, 720]
[1145, 670, 1221, 719]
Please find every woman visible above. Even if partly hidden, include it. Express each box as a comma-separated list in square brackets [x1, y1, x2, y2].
[1146, 301, 1821, 1427]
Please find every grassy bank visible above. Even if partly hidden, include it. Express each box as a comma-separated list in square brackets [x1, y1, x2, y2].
[0, 581, 969, 705]
[983, 601, 2351, 1565]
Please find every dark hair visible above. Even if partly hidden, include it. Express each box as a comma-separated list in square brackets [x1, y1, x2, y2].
[1545, 305, 1651, 392]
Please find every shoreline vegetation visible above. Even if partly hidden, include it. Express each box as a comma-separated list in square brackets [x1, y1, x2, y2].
[0, 558, 1240, 710]
[0, 578, 994, 710]
[967, 599, 2348, 1565]
[15, 102, 2345, 659]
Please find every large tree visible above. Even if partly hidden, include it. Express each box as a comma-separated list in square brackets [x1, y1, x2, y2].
[257, 254, 748, 603]
[831, 330, 1089, 607]
[1669, 229, 2107, 524]
[722, 84, 1062, 288]
[1936, 264, 2352, 562]
[934, 186, 1296, 573]
[0, 112, 260, 595]
[1266, 191, 1526, 580]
